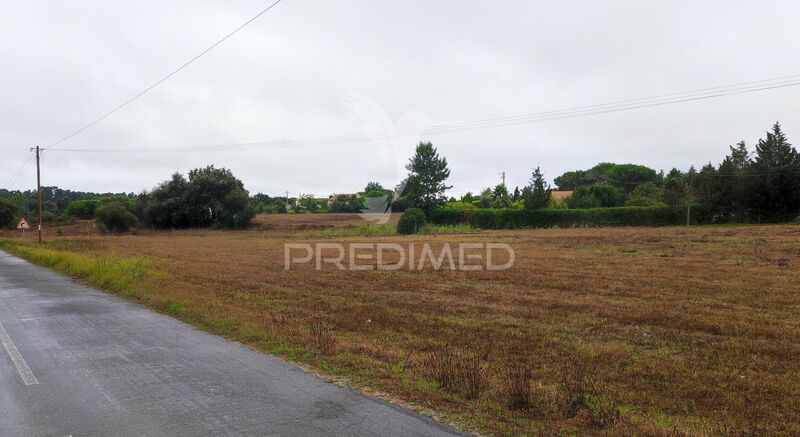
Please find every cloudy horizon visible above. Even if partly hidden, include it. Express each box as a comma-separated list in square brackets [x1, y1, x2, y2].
[1, 0, 799, 197]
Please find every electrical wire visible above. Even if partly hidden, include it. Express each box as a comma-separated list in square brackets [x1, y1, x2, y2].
[45, 0, 285, 148]
[0, 153, 34, 190]
[11, 157, 38, 191]
[46, 74, 800, 154]
[0, 149, 29, 162]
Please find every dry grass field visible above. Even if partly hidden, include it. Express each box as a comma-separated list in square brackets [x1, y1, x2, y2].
[2, 216, 799, 435]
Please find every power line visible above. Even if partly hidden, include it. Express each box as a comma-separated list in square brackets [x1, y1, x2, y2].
[46, 74, 800, 154]
[0, 153, 34, 190]
[45, 0, 285, 148]
[0, 149, 29, 161]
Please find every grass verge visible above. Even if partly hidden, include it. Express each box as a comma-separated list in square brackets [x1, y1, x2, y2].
[0, 239, 153, 293]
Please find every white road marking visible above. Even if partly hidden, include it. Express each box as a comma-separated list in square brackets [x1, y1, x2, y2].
[0, 319, 39, 385]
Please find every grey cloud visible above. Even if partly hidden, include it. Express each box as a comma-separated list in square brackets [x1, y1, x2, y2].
[1, 0, 799, 196]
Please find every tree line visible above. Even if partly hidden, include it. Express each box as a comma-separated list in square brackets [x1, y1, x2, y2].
[400, 122, 799, 223]
[546, 123, 800, 222]
[1, 122, 798, 232]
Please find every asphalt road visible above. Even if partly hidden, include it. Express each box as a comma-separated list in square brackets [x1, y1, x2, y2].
[0, 251, 462, 437]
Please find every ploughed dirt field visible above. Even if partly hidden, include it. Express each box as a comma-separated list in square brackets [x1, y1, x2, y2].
[2, 216, 799, 435]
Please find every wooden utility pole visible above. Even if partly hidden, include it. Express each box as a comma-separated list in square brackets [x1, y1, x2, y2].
[686, 203, 691, 226]
[35, 146, 42, 243]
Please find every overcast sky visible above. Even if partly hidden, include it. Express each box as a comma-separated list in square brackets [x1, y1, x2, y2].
[1, 0, 799, 197]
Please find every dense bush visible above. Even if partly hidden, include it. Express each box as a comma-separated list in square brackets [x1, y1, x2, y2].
[329, 198, 365, 213]
[141, 166, 255, 229]
[0, 198, 19, 228]
[566, 183, 626, 209]
[95, 201, 138, 234]
[625, 182, 666, 207]
[391, 196, 410, 212]
[428, 205, 710, 229]
[397, 208, 427, 234]
[65, 199, 101, 219]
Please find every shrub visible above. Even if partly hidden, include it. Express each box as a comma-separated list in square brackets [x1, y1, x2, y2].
[583, 394, 622, 429]
[0, 198, 19, 228]
[391, 196, 410, 212]
[308, 314, 336, 354]
[95, 201, 138, 234]
[626, 182, 666, 207]
[397, 208, 427, 234]
[424, 344, 486, 400]
[559, 352, 599, 416]
[566, 183, 625, 209]
[503, 361, 533, 410]
[37, 211, 58, 223]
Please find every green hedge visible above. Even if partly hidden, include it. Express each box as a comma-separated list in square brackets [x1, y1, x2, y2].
[428, 205, 711, 229]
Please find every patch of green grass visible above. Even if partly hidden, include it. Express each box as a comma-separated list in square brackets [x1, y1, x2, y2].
[419, 223, 477, 234]
[301, 223, 478, 238]
[0, 239, 153, 293]
[294, 224, 397, 238]
[164, 300, 186, 316]
[321, 224, 397, 237]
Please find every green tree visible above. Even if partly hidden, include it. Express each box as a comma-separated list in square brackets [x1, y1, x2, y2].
[363, 181, 392, 198]
[143, 173, 190, 228]
[662, 178, 692, 207]
[65, 199, 101, 219]
[491, 184, 511, 208]
[626, 182, 666, 207]
[523, 167, 551, 209]
[299, 194, 320, 212]
[143, 166, 254, 229]
[185, 166, 254, 228]
[692, 163, 718, 208]
[402, 142, 452, 211]
[95, 201, 138, 234]
[666, 168, 685, 180]
[566, 183, 625, 209]
[605, 164, 659, 192]
[0, 198, 19, 228]
[555, 162, 655, 192]
[479, 188, 492, 208]
[750, 123, 800, 220]
[715, 141, 753, 220]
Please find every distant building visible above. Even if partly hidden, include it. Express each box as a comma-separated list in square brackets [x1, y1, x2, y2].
[328, 193, 359, 204]
[549, 190, 574, 201]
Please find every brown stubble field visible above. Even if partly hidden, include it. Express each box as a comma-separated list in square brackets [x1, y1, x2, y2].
[3, 219, 799, 435]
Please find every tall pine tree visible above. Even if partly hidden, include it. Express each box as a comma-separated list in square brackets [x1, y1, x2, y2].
[402, 142, 452, 211]
[716, 141, 753, 221]
[523, 167, 551, 209]
[751, 123, 800, 220]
